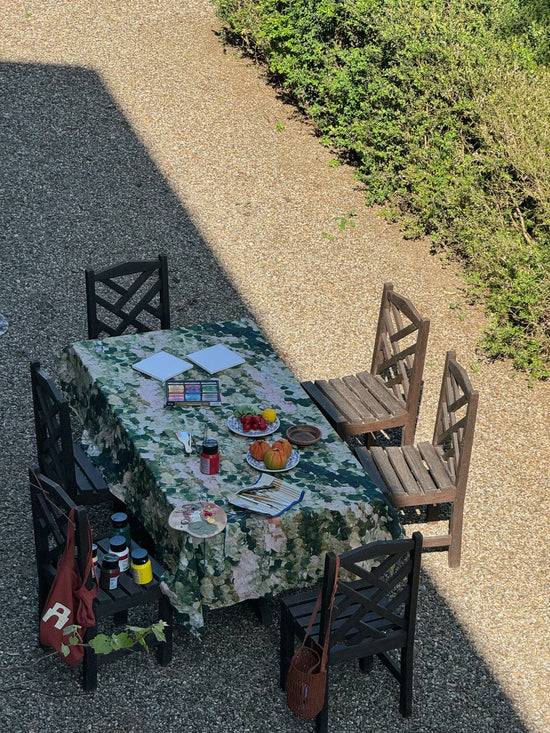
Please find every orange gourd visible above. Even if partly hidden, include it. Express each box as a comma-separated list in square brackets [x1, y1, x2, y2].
[263, 447, 288, 470]
[249, 439, 271, 461]
[271, 438, 292, 461]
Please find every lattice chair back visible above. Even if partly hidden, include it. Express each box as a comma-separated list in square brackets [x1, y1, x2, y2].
[432, 350, 479, 496]
[330, 533, 422, 665]
[371, 282, 430, 417]
[30, 360, 77, 492]
[29, 469, 78, 612]
[85, 254, 170, 339]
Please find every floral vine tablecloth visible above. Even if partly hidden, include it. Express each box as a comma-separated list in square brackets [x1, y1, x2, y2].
[59, 318, 402, 635]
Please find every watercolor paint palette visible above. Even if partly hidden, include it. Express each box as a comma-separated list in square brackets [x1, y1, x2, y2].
[165, 379, 222, 406]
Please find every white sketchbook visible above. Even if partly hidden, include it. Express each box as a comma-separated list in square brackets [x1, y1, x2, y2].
[185, 344, 245, 375]
[132, 351, 193, 381]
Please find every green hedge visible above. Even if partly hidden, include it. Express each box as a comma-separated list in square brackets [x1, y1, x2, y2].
[214, 0, 550, 378]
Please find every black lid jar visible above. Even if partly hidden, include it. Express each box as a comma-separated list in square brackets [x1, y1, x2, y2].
[131, 547, 149, 565]
[110, 511, 131, 545]
[131, 548, 153, 585]
[99, 552, 120, 590]
[111, 511, 128, 528]
[201, 439, 218, 455]
[109, 535, 130, 572]
[200, 438, 220, 475]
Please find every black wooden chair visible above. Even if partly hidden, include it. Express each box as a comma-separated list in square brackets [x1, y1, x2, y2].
[355, 351, 479, 567]
[29, 469, 173, 691]
[85, 254, 170, 339]
[30, 360, 111, 506]
[280, 533, 423, 732]
[301, 283, 430, 445]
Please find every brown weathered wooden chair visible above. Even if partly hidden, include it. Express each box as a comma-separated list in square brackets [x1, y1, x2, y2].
[29, 469, 173, 691]
[30, 360, 111, 506]
[355, 351, 479, 567]
[280, 533, 423, 732]
[301, 283, 430, 445]
[85, 254, 170, 339]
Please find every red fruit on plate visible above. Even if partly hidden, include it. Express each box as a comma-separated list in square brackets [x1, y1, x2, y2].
[242, 422, 251, 432]
[257, 417, 267, 431]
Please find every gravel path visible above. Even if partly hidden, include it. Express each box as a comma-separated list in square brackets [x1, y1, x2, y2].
[1, 2, 549, 732]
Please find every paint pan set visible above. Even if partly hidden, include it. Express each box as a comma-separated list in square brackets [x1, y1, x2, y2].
[165, 379, 222, 407]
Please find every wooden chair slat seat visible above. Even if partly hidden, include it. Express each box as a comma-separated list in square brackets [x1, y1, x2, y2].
[29, 470, 173, 691]
[355, 370, 408, 414]
[416, 442, 455, 490]
[302, 283, 430, 444]
[31, 361, 111, 507]
[280, 534, 423, 731]
[85, 254, 170, 340]
[400, 444, 439, 492]
[355, 351, 479, 567]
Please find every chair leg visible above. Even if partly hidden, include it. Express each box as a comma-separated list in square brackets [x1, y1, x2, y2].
[399, 646, 413, 717]
[156, 596, 173, 666]
[279, 607, 295, 690]
[359, 655, 374, 674]
[401, 415, 417, 446]
[113, 609, 128, 627]
[82, 625, 98, 692]
[426, 504, 439, 522]
[315, 668, 329, 733]
[448, 500, 465, 568]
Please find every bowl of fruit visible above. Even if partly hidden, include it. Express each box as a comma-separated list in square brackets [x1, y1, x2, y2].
[245, 438, 299, 472]
[227, 406, 280, 437]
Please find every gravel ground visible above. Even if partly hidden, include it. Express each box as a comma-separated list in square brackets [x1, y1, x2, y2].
[1, 2, 549, 732]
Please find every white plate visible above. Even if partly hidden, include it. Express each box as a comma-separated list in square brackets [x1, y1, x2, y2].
[227, 415, 280, 437]
[245, 449, 300, 473]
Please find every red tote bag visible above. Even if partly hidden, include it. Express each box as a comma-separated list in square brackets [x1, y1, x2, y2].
[39, 508, 98, 666]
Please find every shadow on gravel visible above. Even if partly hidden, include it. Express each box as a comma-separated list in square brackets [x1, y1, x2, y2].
[0, 62, 528, 732]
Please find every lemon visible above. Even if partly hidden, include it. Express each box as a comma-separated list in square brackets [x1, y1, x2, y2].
[262, 408, 277, 423]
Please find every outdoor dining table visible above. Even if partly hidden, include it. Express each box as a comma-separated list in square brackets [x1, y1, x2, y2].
[59, 318, 402, 635]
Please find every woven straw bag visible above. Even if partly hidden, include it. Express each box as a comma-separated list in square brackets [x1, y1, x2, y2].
[285, 557, 340, 719]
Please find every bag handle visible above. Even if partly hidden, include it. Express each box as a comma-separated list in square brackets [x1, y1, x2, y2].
[298, 555, 340, 671]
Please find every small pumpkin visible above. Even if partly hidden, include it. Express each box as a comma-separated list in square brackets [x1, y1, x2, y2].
[249, 439, 271, 461]
[271, 438, 292, 461]
[263, 447, 288, 470]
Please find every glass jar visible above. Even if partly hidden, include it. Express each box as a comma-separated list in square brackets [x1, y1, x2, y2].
[91, 543, 99, 581]
[109, 535, 130, 572]
[131, 548, 153, 585]
[200, 438, 220, 475]
[110, 511, 131, 546]
[99, 553, 120, 590]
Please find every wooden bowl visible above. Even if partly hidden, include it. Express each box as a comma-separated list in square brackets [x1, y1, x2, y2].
[286, 424, 322, 446]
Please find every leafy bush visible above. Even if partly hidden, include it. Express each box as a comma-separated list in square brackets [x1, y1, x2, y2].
[213, 0, 550, 377]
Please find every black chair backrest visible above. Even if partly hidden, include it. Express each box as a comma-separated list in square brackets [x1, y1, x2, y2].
[318, 533, 423, 663]
[29, 469, 89, 603]
[85, 254, 170, 339]
[30, 361, 77, 491]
